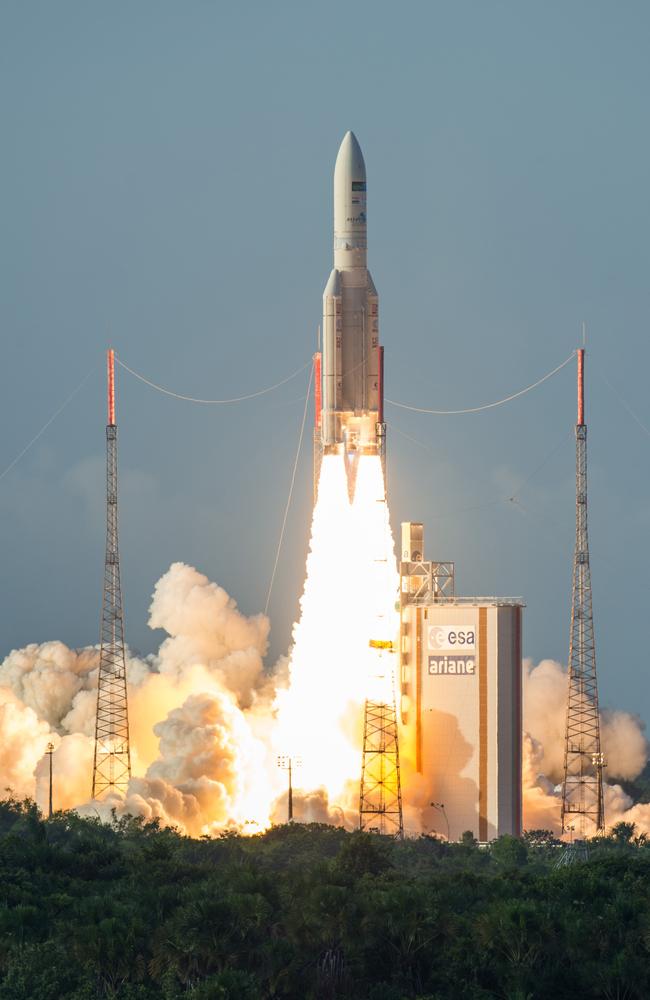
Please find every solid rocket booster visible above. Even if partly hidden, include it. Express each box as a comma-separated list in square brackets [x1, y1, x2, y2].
[316, 131, 385, 501]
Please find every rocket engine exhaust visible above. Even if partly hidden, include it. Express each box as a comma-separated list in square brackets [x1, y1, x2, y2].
[314, 131, 386, 503]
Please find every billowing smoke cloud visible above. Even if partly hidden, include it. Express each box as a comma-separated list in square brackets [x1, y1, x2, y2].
[35, 734, 95, 811]
[601, 707, 648, 781]
[522, 658, 650, 835]
[0, 563, 284, 833]
[271, 786, 356, 828]
[148, 563, 273, 707]
[123, 689, 273, 834]
[0, 642, 99, 734]
[0, 691, 53, 797]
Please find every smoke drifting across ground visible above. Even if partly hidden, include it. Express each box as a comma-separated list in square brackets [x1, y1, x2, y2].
[522, 658, 650, 834]
[1, 471, 649, 837]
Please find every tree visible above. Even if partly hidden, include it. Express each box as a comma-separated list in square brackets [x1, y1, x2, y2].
[490, 835, 528, 870]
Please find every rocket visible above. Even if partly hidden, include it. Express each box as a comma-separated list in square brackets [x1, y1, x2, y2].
[314, 131, 385, 502]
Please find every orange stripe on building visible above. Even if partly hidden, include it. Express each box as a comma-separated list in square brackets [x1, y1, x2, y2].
[479, 607, 488, 841]
[514, 606, 522, 835]
[416, 608, 422, 773]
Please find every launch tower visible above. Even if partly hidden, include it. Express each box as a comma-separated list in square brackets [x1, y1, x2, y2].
[561, 348, 605, 836]
[92, 349, 132, 799]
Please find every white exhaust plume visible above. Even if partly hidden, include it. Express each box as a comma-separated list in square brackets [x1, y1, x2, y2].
[273, 454, 398, 817]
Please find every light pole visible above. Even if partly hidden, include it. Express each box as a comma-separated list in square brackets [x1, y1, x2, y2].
[430, 801, 450, 841]
[277, 756, 301, 823]
[46, 742, 55, 818]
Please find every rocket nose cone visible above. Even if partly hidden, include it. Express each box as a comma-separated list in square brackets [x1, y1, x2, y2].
[335, 130, 366, 182]
[333, 130, 367, 258]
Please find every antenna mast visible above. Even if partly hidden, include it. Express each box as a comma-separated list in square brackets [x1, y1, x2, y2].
[92, 349, 132, 799]
[561, 348, 605, 836]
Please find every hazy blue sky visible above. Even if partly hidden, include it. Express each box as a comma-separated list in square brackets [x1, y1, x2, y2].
[2, 3, 649, 724]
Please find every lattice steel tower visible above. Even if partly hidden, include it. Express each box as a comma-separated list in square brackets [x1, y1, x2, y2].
[561, 348, 605, 836]
[359, 690, 404, 838]
[92, 349, 131, 799]
[360, 587, 404, 840]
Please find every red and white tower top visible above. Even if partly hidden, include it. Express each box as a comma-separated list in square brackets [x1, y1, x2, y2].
[107, 348, 116, 426]
[577, 347, 585, 427]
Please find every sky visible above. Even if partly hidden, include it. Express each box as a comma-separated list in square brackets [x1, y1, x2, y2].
[1, 2, 650, 725]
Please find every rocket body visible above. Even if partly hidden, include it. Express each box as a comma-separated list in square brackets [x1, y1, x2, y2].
[317, 131, 384, 500]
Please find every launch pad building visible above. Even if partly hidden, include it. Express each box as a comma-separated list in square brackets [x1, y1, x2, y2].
[399, 523, 523, 842]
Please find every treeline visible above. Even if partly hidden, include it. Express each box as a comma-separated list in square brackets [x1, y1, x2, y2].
[0, 798, 649, 999]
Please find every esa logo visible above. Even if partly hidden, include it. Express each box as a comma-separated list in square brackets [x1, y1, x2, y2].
[427, 625, 476, 652]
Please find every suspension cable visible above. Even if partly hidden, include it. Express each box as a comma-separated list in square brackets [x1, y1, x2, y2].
[599, 370, 650, 440]
[386, 350, 576, 415]
[116, 355, 311, 404]
[264, 362, 314, 616]
[0, 366, 96, 483]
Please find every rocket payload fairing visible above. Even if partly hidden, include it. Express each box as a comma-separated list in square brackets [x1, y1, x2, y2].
[314, 131, 385, 502]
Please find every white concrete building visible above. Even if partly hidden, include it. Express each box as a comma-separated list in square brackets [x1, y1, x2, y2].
[399, 523, 523, 842]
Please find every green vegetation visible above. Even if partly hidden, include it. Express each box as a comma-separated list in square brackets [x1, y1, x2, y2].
[0, 797, 649, 999]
